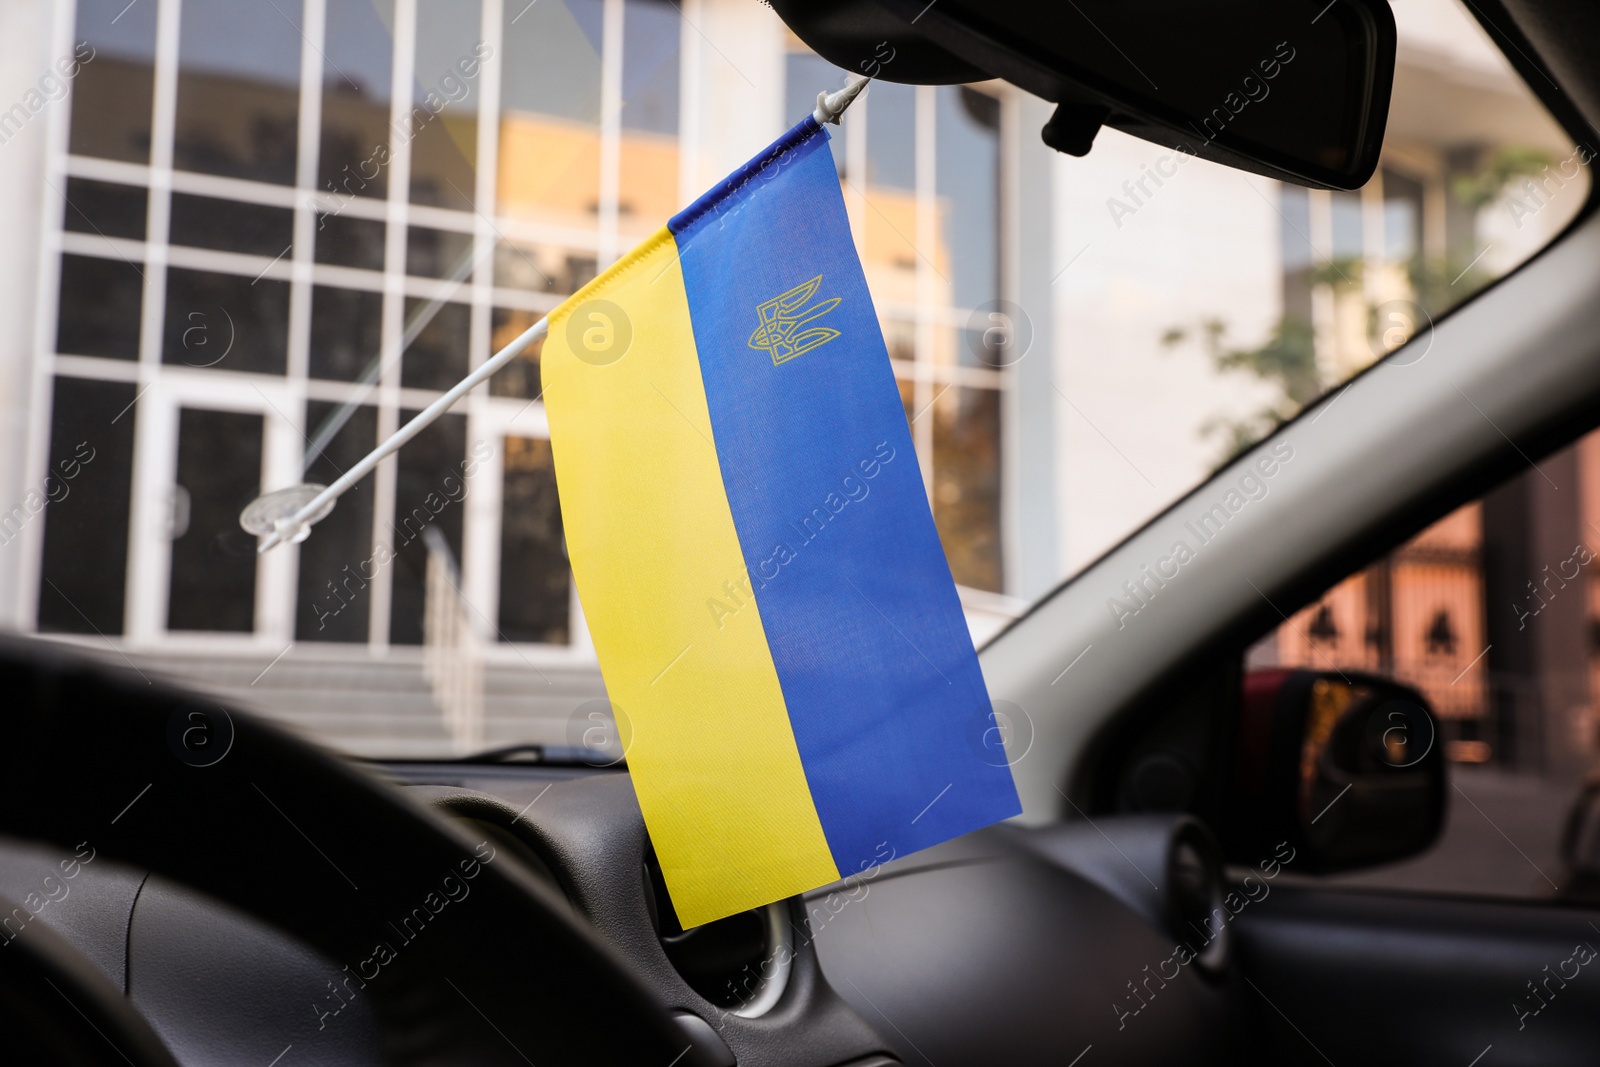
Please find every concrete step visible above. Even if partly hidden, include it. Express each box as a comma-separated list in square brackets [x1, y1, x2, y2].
[56, 643, 606, 759]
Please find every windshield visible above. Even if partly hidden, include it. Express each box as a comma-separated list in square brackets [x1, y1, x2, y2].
[8, 0, 1587, 758]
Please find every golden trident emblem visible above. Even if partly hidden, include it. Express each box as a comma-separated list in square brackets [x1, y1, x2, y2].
[747, 275, 842, 366]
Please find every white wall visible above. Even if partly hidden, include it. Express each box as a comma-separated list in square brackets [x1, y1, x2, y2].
[679, 0, 787, 207]
[1391, 0, 1514, 75]
[1051, 127, 1281, 576]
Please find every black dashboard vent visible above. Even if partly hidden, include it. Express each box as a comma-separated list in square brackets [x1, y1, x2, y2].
[645, 850, 792, 1015]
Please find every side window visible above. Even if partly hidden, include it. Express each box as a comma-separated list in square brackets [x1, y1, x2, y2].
[1248, 431, 1600, 899]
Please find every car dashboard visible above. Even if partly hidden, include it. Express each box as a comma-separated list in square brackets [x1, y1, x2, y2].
[0, 759, 1239, 1067]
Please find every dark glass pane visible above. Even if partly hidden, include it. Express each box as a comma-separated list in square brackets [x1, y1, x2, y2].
[167, 407, 262, 632]
[492, 239, 561, 293]
[320, 0, 396, 201]
[173, 0, 301, 183]
[314, 212, 386, 271]
[169, 193, 294, 257]
[162, 268, 290, 374]
[69, 0, 156, 163]
[409, 0, 483, 210]
[562, 253, 597, 293]
[401, 299, 469, 390]
[310, 286, 383, 381]
[389, 411, 467, 645]
[498, 436, 568, 644]
[297, 402, 377, 642]
[932, 385, 1003, 592]
[36, 377, 135, 635]
[936, 86, 999, 313]
[488, 308, 544, 398]
[57, 254, 142, 360]
[61, 178, 147, 241]
[407, 225, 475, 279]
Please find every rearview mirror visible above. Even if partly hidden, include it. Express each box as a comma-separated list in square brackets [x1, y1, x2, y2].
[773, 0, 1396, 189]
[1223, 669, 1446, 872]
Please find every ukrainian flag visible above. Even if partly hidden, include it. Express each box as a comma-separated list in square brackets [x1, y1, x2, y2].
[541, 115, 1021, 927]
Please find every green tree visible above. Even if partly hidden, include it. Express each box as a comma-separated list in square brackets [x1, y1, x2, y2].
[1164, 146, 1550, 463]
[1161, 316, 1319, 463]
[1451, 146, 1553, 213]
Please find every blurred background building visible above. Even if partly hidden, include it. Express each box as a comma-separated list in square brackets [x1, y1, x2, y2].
[0, 0, 1591, 786]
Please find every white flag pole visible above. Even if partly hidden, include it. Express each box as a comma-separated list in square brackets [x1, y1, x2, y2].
[250, 316, 548, 553]
[247, 76, 869, 555]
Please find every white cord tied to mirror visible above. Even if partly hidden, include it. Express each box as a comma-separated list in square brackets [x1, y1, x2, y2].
[244, 76, 870, 555]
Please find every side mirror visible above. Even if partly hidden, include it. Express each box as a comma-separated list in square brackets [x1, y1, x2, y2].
[1561, 776, 1600, 897]
[1222, 669, 1446, 872]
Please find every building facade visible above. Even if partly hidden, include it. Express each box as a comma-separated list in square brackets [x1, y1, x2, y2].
[0, 0, 1589, 765]
[0, 0, 1058, 753]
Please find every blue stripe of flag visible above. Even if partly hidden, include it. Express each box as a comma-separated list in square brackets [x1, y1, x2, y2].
[671, 120, 1021, 874]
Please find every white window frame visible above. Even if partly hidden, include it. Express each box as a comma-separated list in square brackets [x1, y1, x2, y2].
[21, 0, 687, 661]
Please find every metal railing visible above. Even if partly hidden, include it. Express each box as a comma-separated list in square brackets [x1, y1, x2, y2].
[421, 526, 483, 754]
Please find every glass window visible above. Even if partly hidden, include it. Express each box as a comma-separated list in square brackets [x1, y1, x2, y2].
[496, 0, 604, 294]
[36, 378, 136, 636]
[932, 386, 1003, 592]
[498, 0, 602, 133]
[173, 0, 302, 183]
[408, 0, 483, 210]
[320, 0, 397, 202]
[161, 268, 290, 374]
[310, 286, 383, 382]
[57, 254, 142, 360]
[69, 0, 157, 164]
[401, 299, 470, 390]
[488, 308, 545, 399]
[169, 194, 293, 257]
[1251, 430, 1600, 900]
[407, 225, 475, 279]
[492, 239, 563, 293]
[389, 412, 467, 645]
[62, 178, 147, 241]
[936, 86, 1000, 315]
[314, 213, 386, 272]
[296, 403, 379, 643]
[1096, 3, 1590, 582]
[617, 0, 680, 237]
[860, 81, 919, 311]
[785, 50, 846, 174]
[19, 0, 1584, 764]
[1383, 168, 1424, 262]
[498, 436, 569, 644]
[166, 407, 263, 633]
[865, 81, 915, 192]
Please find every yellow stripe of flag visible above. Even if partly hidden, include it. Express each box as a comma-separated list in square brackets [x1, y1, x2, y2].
[541, 229, 839, 927]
